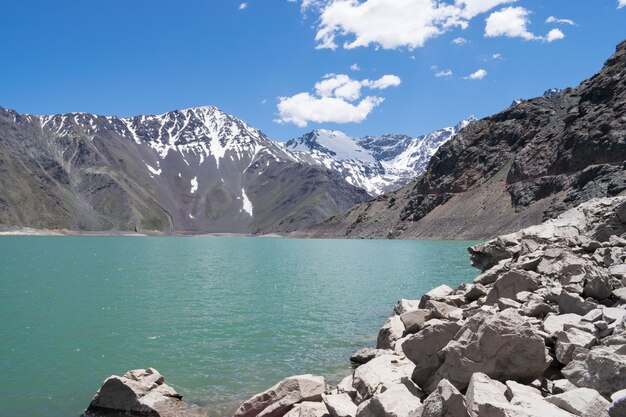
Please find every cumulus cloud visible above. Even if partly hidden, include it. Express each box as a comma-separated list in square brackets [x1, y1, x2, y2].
[350, 63, 361, 71]
[619, 0, 626, 9]
[452, 37, 468, 44]
[311, 0, 516, 50]
[485, 6, 565, 42]
[435, 69, 453, 77]
[276, 73, 401, 127]
[464, 69, 487, 79]
[239, 2, 248, 10]
[545, 16, 575, 26]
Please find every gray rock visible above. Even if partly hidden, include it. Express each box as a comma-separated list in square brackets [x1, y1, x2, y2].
[401, 321, 462, 387]
[284, 402, 331, 417]
[86, 368, 207, 417]
[464, 373, 508, 417]
[234, 375, 327, 417]
[546, 388, 610, 417]
[355, 382, 422, 417]
[603, 307, 626, 324]
[464, 284, 487, 302]
[583, 276, 614, 301]
[377, 316, 405, 350]
[497, 298, 521, 311]
[474, 261, 510, 285]
[543, 313, 583, 336]
[609, 389, 626, 417]
[425, 300, 463, 321]
[558, 290, 598, 315]
[420, 379, 469, 417]
[613, 287, 626, 302]
[432, 310, 551, 390]
[582, 309, 604, 323]
[395, 300, 421, 315]
[419, 285, 454, 309]
[350, 348, 390, 365]
[352, 355, 415, 403]
[400, 309, 432, 334]
[552, 379, 579, 394]
[609, 264, 626, 280]
[555, 328, 597, 364]
[562, 347, 626, 396]
[322, 394, 357, 417]
[336, 375, 356, 399]
[521, 299, 554, 318]
[485, 270, 540, 306]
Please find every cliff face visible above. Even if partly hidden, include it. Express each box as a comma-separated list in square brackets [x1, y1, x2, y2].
[300, 41, 626, 240]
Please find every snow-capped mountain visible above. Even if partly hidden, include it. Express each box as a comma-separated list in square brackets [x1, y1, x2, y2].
[0, 106, 370, 233]
[284, 117, 476, 196]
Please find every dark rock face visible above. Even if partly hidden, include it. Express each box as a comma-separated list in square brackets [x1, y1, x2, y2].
[300, 40, 626, 240]
[0, 106, 370, 233]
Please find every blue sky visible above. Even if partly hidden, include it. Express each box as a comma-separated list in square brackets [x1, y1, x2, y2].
[1, 1, 625, 141]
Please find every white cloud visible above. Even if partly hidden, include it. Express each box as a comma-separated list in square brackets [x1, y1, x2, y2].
[312, 0, 516, 50]
[261, 99, 267, 104]
[485, 6, 565, 42]
[435, 69, 453, 77]
[619, 0, 626, 9]
[545, 16, 575, 26]
[350, 63, 361, 71]
[276, 73, 401, 127]
[491, 53, 502, 60]
[239, 2, 248, 10]
[452, 37, 468, 44]
[464, 68, 487, 79]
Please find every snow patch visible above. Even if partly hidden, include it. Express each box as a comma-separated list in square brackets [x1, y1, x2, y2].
[190, 177, 198, 194]
[241, 188, 253, 216]
[145, 163, 162, 176]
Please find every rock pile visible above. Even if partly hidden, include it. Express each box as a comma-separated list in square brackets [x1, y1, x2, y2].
[234, 197, 626, 417]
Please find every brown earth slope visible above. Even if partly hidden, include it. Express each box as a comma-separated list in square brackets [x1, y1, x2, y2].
[298, 40, 626, 240]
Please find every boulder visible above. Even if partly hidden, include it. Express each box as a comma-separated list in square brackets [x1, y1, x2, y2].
[542, 313, 583, 336]
[425, 300, 463, 321]
[420, 379, 469, 417]
[400, 309, 431, 334]
[401, 321, 462, 387]
[561, 347, 626, 396]
[546, 388, 610, 417]
[497, 298, 521, 311]
[377, 316, 405, 350]
[521, 299, 554, 318]
[432, 310, 551, 390]
[352, 355, 415, 403]
[322, 394, 357, 417]
[609, 389, 626, 417]
[558, 291, 598, 315]
[234, 375, 327, 417]
[464, 284, 487, 302]
[505, 381, 575, 417]
[336, 375, 356, 399]
[350, 348, 390, 365]
[419, 285, 454, 309]
[613, 288, 626, 303]
[554, 328, 598, 365]
[485, 270, 540, 306]
[464, 373, 508, 417]
[395, 300, 421, 315]
[86, 368, 207, 417]
[609, 264, 626, 281]
[355, 382, 422, 417]
[583, 276, 614, 301]
[551, 379, 579, 394]
[284, 402, 331, 417]
[474, 261, 510, 285]
[469, 236, 518, 272]
[603, 307, 626, 324]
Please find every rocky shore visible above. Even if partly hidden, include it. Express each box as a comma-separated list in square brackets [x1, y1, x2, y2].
[86, 197, 626, 417]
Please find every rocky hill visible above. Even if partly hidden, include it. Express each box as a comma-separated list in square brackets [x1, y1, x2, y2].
[0, 106, 370, 233]
[299, 40, 626, 240]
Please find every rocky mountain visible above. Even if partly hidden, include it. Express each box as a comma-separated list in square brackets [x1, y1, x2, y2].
[0, 106, 370, 233]
[299, 40, 626, 240]
[284, 118, 474, 196]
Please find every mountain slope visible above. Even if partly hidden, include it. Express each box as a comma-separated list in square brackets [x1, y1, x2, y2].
[0, 106, 370, 233]
[299, 40, 626, 240]
[284, 118, 474, 196]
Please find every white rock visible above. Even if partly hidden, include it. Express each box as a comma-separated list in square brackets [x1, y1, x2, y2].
[356, 382, 422, 417]
[377, 315, 406, 350]
[555, 328, 597, 364]
[234, 375, 327, 417]
[284, 402, 331, 417]
[420, 379, 469, 417]
[546, 388, 610, 417]
[323, 393, 357, 417]
[485, 270, 540, 305]
[465, 373, 508, 417]
[562, 347, 626, 396]
[395, 299, 422, 315]
[542, 313, 583, 336]
[352, 355, 415, 403]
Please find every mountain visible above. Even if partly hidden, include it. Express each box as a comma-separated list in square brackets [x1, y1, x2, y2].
[284, 118, 474, 195]
[0, 106, 370, 233]
[298, 40, 626, 240]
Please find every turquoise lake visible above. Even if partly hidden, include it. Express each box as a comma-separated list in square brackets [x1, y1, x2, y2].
[0, 237, 480, 417]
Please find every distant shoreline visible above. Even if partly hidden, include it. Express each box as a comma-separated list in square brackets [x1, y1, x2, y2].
[0, 228, 268, 237]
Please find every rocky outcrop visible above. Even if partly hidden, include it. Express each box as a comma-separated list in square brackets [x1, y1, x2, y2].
[84, 368, 207, 417]
[236, 197, 626, 417]
[298, 40, 626, 240]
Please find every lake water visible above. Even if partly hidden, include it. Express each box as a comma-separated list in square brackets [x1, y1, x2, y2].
[0, 237, 479, 417]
